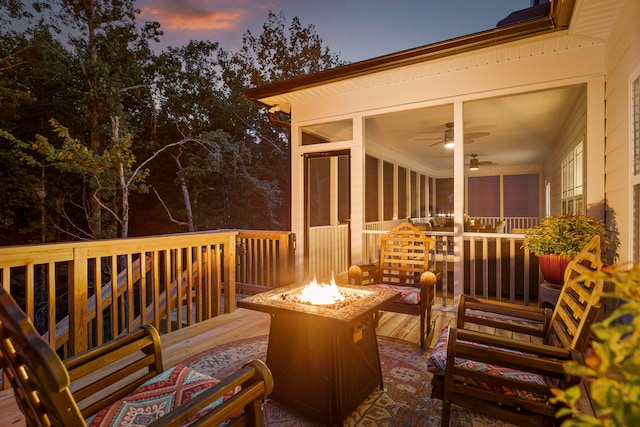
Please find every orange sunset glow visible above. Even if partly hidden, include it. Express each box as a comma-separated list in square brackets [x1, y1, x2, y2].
[139, 6, 246, 31]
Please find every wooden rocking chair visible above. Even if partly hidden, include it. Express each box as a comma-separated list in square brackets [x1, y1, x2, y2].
[0, 287, 273, 427]
[349, 222, 441, 349]
[428, 234, 605, 427]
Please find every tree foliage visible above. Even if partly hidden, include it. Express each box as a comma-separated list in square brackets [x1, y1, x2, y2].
[551, 263, 640, 427]
[0, 4, 343, 244]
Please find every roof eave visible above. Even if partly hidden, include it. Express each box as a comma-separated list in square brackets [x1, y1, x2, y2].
[244, 4, 574, 105]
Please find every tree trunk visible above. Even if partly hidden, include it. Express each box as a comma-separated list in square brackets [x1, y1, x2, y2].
[173, 153, 195, 232]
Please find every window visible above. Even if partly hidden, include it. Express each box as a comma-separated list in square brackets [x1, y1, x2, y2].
[632, 74, 640, 259]
[504, 174, 539, 217]
[545, 182, 551, 217]
[307, 153, 350, 226]
[435, 178, 453, 216]
[383, 162, 394, 220]
[635, 185, 640, 260]
[301, 119, 353, 145]
[411, 171, 419, 217]
[467, 176, 500, 217]
[561, 141, 584, 214]
[307, 157, 330, 226]
[365, 156, 379, 222]
[634, 75, 640, 175]
[397, 167, 407, 219]
[421, 175, 429, 217]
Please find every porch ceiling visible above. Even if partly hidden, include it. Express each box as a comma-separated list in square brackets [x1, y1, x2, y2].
[364, 84, 585, 173]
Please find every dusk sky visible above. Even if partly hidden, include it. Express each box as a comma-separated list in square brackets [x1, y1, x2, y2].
[136, 0, 533, 63]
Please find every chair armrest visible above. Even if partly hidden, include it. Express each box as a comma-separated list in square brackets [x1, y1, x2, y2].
[147, 359, 274, 426]
[457, 295, 551, 338]
[445, 327, 580, 399]
[419, 267, 441, 300]
[65, 325, 164, 417]
[348, 263, 379, 285]
[420, 267, 442, 286]
[454, 328, 575, 361]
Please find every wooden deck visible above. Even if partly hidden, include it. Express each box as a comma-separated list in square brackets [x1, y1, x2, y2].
[0, 306, 455, 426]
[0, 302, 592, 425]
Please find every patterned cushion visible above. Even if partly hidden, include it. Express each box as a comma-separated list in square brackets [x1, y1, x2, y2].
[370, 284, 420, 304]
[87, 364, 238, 427]
[427, 327, 547, 401]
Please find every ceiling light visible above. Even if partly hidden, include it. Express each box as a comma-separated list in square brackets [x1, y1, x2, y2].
[443, 125, 455, 149]
[469, 156, 479, 171]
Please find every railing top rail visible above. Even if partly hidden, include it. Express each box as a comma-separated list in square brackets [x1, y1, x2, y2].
[0, 247, 75, 267]
[0, 231, 239, 267]
[82, 231, 238, 257]
[237, 230, 294, 239]
[464, 232, 526, 238]
[308, 224, 349, 231]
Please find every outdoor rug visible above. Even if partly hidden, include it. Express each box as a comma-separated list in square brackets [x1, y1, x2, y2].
[182, 335, 514, 426]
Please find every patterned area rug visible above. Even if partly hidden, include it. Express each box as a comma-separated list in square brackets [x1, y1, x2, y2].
[183, 335, 514, 426]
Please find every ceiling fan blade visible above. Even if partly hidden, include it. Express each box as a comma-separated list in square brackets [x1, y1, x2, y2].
[464, 131, 490, 139]
[416, 135, 442, 140]
[428, 140, 445, 146]
[465, 161, 497, 166]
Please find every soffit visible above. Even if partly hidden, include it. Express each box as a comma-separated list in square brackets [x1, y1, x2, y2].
[254, 0, 622, 112]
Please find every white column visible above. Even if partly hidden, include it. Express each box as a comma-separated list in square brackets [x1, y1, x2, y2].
[453, 101, 465, 308]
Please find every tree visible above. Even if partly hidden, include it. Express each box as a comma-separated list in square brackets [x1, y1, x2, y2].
[0, 5, 345, 243]
[0, 25, 81, 243]
[145, 10, 347, 233]
[144, 41, 227, 232]
[220, 11, 345, 228]
[0, 0, 163, 239]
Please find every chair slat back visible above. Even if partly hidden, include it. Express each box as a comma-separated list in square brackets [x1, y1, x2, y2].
[546, 235, 605, 350]
[377, 222, 435, 287]
[0, 287, 85, 427]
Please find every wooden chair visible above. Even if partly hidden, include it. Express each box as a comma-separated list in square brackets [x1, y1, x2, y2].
[349, 222, 441, 349]
[0, 287, 273, 427]
[492, 220, 506, 233]
[428, 234, 605, 427]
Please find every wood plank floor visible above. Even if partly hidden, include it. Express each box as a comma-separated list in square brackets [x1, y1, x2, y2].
[0, 304, 592, 425]
[162, 306, 460, 368]
[0, 307, 454, 426]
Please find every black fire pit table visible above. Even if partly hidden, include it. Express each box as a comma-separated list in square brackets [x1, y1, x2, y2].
[237, 282, 400, 426]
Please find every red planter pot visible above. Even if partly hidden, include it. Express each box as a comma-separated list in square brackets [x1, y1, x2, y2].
[537, 254, 573, 286]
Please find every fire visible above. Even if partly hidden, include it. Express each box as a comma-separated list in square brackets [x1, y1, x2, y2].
[299, 277, 345, 305]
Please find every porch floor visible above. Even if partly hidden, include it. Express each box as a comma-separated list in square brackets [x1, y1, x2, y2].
[0, 300, 593, 425]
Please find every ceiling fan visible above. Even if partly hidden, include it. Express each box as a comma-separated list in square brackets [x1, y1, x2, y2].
[465, 154, 496, 170]
[417, 122, 490, 148]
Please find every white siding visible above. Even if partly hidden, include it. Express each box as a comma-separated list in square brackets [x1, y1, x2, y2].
[603, 0, 640, 262]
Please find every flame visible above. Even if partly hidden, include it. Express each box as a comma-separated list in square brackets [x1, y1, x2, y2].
[299, 277, 345, 305]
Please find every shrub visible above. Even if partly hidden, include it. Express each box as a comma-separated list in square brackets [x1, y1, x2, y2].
[551, 263, 640, 427]
[523, 215, 606, 258]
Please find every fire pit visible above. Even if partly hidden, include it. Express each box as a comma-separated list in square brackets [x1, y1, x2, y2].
[238, 280, 399, 426]
[279, 277, 365, 309]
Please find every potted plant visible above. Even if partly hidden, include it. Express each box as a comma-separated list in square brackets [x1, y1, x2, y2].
[523, 214, 607, 286]
[551, 262, 640, 427]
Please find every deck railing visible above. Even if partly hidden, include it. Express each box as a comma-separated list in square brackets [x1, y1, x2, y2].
[0, 229, 297, 367]
[0, 224, 541, 389]
[469, 216, 541, 233]
[362, 229, 540, 308]
[236, 230, 296, 293]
